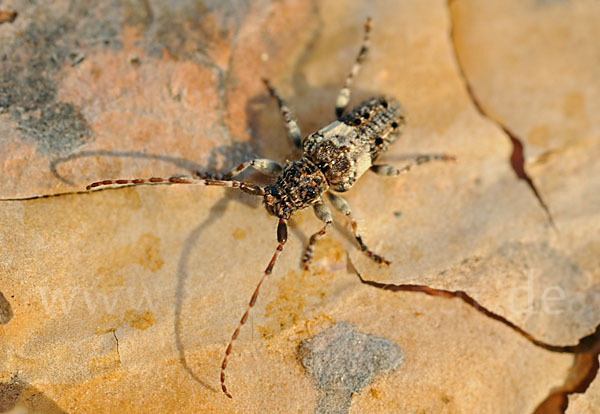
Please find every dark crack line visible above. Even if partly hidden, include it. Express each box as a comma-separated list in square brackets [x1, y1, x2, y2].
[534, 326, 600, 413]
[445, 3, 598, 411]
[505, 131, 555, 229]
[446, 1, 556, 231]
[112, 330, 121, 365]
[353, 264, 600, 412]
[355, 270, 574, 352]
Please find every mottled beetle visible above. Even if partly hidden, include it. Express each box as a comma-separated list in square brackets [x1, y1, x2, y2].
[86, 17, 452, 398]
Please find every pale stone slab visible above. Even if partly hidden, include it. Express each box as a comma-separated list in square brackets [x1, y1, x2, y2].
[1, 0, 598, 411]
[0, 190, 572, 411]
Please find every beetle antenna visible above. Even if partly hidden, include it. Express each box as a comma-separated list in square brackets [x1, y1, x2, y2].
[220, 218, 288, 398]
[86, 175, 265, 196]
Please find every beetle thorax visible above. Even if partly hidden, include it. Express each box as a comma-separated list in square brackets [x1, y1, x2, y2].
[264, 158, 329, 219]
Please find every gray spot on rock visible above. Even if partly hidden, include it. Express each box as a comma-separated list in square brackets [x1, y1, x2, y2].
[1, 1, 259, 157]
[0, 290, 13, 324]
[122, 0, 254, 61]
[1, 1, 124, 155]
[0, 375, 24, 412]
[298, 322, 403, 414]
[0, 374, 67, 413]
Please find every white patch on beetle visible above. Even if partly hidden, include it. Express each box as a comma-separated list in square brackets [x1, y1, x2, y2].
[319, 120, 353, 136]
[354, 151, 373, 178]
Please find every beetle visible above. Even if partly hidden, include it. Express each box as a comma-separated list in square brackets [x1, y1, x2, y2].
[86, 17, 452, 398]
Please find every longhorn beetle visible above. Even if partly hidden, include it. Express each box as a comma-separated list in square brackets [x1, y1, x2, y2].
[86, 17, 453, 398]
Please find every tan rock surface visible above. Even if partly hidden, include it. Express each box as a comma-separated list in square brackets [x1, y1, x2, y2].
[450, 0, 600, 157]
[0, 0, 315, 198]
[323, 0, 599, 347]
[1, 0, 598, 412]
[0, 189, 573, 411]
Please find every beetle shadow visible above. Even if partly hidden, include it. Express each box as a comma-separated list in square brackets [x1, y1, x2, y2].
[173, 195, 230, 392]
[49, 141, 258, 187]
[49, 132, 268, 393]
[170, 86, 307, 391]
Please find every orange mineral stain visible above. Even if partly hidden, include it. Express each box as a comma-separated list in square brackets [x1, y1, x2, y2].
[124, 309, 155, 330]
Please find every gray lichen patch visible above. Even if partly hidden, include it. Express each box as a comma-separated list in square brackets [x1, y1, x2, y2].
[121, 0, 250, 61]
[0, 1, 123, 155]
[0, 1, 254, 158]
[298, 322, 404, 414]
[14, 101, 91, 155]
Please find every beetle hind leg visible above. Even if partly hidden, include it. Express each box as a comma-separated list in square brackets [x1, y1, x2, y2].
[371, 153, 455, 177]
[302, 201, 334, 270]
[327, 191, 390, 265]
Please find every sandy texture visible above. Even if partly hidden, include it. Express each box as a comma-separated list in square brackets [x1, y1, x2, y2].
[0, 191, 573, 411]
